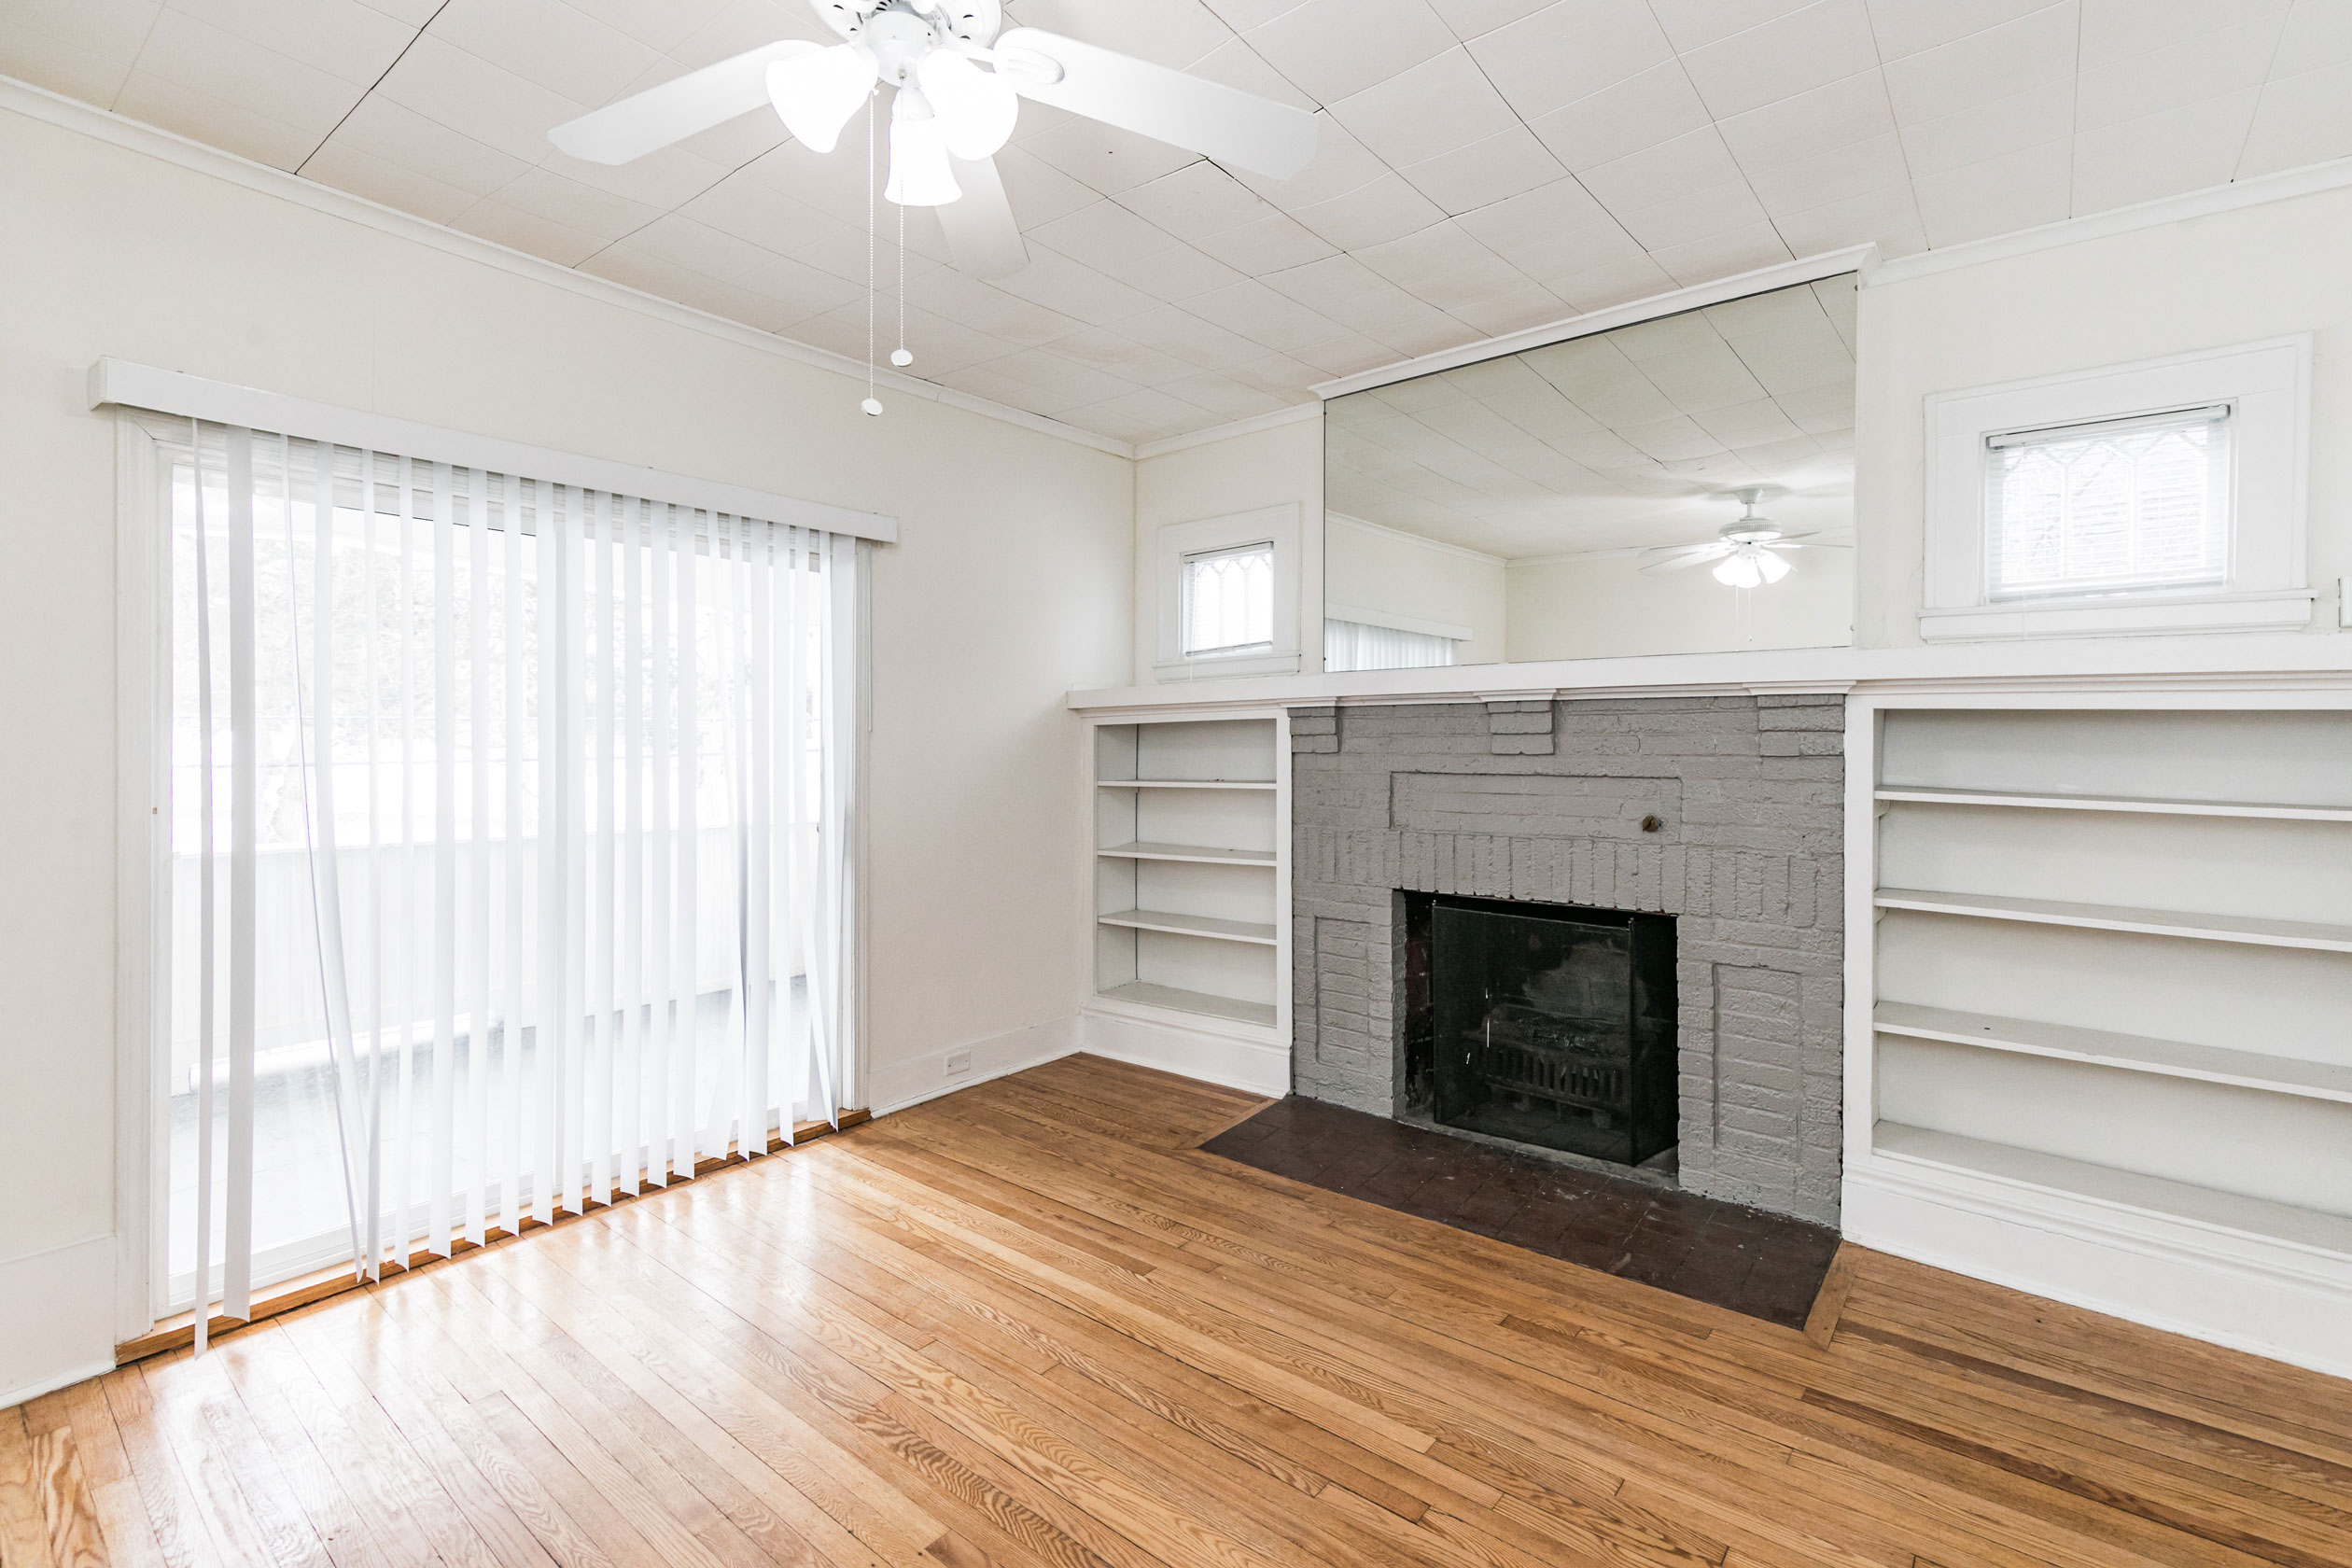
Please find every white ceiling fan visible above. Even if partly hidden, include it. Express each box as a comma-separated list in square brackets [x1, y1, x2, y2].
[1637, 488, 1850, 588]
[548, 0, 1319, 281]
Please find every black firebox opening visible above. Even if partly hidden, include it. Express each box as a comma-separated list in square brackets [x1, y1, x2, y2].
[1401, 892, 1676, 1167]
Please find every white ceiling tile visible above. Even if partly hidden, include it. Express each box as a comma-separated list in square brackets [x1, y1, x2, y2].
[1241, 0, 1456, 103]
[1451, 175, 1613, 253]
[2237, 59, 2352, 175]
[1180, 36, 1320, 108]
[1646, 222, 1792, 286]
[1183, 279, 1351, 349]
[1159, 372, 1297, 419]
[1429, 0, 1559, 35]
[0, 0, 158, 91]
[1882, 3, 2077, 123]
[1202, 0, 1309, 28]
[1286, 330, 1407, 377]
[1862, 0, 2071, 62]
[300, 138, 478, 222]
[311, 94, 532, 195]
[1001, 0, 1235, 69]
[449, 195, 608, 264]
[1018, 116, 1201, 194]
[544, 138, 735, 210]
[989, 247, 1163, 325]
[1468, 0, 1677, 121]
[1326, 47, 1517, 166]
[1354, 221, 1561, 320]
[430, 0, 662, 105]
[1049, 326, 1207, 385]
[167, 0, 414, 85]
[1029, 200, 1182, 269]
[1260, 253, 1462, 335]
[1526, 63, 1714, 172]
[2071, 88, 2261, 210]
[1715, 68, 1897, 170]
[113, 68, 327, 167]
[2077, 0, 2288, 70]
[666, 0, 833, 65]
[1908, 139, 2071, 245]
[1676, 0, 1881, 119]
[608, 211, 774, 280]
[1114, 161, 1280, 239]
[1631, 341, 1769, 412]
[912, 270, 1095, 345]
[1767, 181, 1928, 255]
[1648, 0, 1813, 50]
[2075, 9, 2287, 133]
[1547, 253, 1681, 312]
[133, 8, 366, 133]
[1395, 126, 1569, 214]
[1108, 239, 1254, 301]
[1615, 413, 1729, 461]
[2275, 0, 2352, 70]
[373, 33, 594, 162]
[1236, 115, 1393, 208]
[1188, 209, 1340, 271]
[486, 164, 664, 239]
[1895, 78, 2074, 175]
[1575, 125, 1746, 212]
[679, 172, 847, 253]
[560, 0, 740, 53]
[988, 145, 1102, 227]
[1744, 132, 1911, 213]
[1285, 174, 1448, 249]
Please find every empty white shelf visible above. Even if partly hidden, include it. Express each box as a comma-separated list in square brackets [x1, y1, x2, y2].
[1099, 840, 1276, 867]
[1873, 1001, 2352, 1105]
[1872, 1122, 2352, 1257]
[1098, 980, 1277, 1029]
[1874, 785, 2352, 822]
[1098, 778, 1278, 791]
[1099, 908, 1279, 946]
[1872, 887, 2352, 953]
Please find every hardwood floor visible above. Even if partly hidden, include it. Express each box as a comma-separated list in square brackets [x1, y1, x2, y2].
[7, 1055, 2351, 1568]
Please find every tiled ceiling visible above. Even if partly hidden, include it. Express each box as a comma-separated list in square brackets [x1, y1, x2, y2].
[1326, 275, 1855, 557]
[6, 0, 2348, 447]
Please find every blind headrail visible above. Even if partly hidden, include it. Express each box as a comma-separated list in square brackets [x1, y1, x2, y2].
[88, 357, 898, 543]
[1984, 403, 2232, 450]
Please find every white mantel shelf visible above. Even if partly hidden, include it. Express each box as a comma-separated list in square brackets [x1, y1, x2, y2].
[1067, 633, 2352, 712]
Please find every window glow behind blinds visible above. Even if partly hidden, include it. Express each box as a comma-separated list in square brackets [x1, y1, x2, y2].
[1180, 542, 1275, 656]
[166, 418, 855, 1336]
[1985, 405, 2232, 600]
[1323, 618, 1459, 671]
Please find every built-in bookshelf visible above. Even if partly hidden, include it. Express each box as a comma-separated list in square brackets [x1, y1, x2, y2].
[1850, 701, 2352, 1374]
[1091, 716, 1286, 1035]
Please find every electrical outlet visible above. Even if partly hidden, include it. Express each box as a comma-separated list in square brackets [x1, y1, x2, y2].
[945, 1049, 973, 1077]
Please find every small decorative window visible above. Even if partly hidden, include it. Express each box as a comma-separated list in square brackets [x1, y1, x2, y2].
[1986, 406, 2232, 601]
[1181, 542, 1274, 658]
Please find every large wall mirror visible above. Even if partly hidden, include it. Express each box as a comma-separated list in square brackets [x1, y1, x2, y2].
[1323, 274, 1857, 669]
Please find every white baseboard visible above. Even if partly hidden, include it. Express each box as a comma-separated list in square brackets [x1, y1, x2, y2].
[1078, 1008, 1292, 1099]
[1, 1233, 117, 1411]
[1843, 1158, 2352, 1381]
[865, 1015, 1090, 1116]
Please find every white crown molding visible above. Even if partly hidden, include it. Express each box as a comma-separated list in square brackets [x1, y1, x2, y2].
[1130, 400, 1321, 460]
[1871, 155, 2352, 287]
[0, 73, 1136, 461]
[1324, 511, 1507, 567]
[1309, 246, 1878, 401]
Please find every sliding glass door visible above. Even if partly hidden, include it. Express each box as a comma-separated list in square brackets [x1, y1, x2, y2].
[152, 415, 857, 1326]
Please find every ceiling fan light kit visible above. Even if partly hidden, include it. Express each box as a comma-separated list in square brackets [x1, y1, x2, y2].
[549, 0, 1318, 414]
[1637, 485, 1849, 592]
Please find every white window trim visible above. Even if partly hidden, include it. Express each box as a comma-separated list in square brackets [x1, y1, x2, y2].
[1155, 504, 1300, 679]
[1921, 335, 2316, 641]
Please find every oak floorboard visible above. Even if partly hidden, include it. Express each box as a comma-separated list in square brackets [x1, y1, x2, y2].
[28, 1057, 2352, 1568]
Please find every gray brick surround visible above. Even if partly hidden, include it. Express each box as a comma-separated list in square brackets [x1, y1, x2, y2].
[1289, 694, 1845, 1225]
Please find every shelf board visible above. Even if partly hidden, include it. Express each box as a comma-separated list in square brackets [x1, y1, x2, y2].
[1098, 778, 1278, 791]
[1097, 980, 1277, 1029]
[1873, 1001, 2352, 1104]
[1875, 785, 2352, 822]
[1099, 840, 1276, 867]
[1873, 887, 2352, 953]
[1099, 908, 1279, 946]
[1871, 1122, 2352, 1258]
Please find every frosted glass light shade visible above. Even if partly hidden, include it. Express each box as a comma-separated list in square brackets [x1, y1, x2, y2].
[886, 96, 961, 206]
[766, 44, 876, 154]
[1713, 546, 1790, 588]
[917, 49, 1019, 160]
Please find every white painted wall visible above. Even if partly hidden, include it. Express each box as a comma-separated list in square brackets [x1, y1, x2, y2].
[0, 105, 1132, 1403]
[1505, 547, 1854, 661]
[1134, 415, 1323, 680]
[1855, 183, 2352, 647]
[1323, 513, 1507, 665]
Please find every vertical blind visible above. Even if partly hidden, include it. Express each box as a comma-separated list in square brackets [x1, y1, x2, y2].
[1323, 618, 1460, 672]
[162, 416, 857, 1340]
[1986, 405, 2233, 600]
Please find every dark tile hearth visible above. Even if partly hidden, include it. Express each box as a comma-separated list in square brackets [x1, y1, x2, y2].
[1200, 1096, 1841, 1329]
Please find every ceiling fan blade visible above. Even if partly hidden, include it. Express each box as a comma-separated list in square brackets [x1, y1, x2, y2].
[1640, 545, 1733, 575]
[990, 27, 1317, 179]
[550, 40, 817, 164]
[937, 155, 1029, 277]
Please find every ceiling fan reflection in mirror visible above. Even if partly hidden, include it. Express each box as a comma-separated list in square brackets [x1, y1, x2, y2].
[549, 0, 1318, 281]
[1637, 489, 1850, 589]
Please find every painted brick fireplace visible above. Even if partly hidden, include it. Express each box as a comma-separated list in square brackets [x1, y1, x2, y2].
[1288, 693, 1846, 1225]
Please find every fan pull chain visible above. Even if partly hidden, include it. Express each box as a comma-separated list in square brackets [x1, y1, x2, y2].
[861, 89, 881, 418]
[890, 198, 911, 369]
